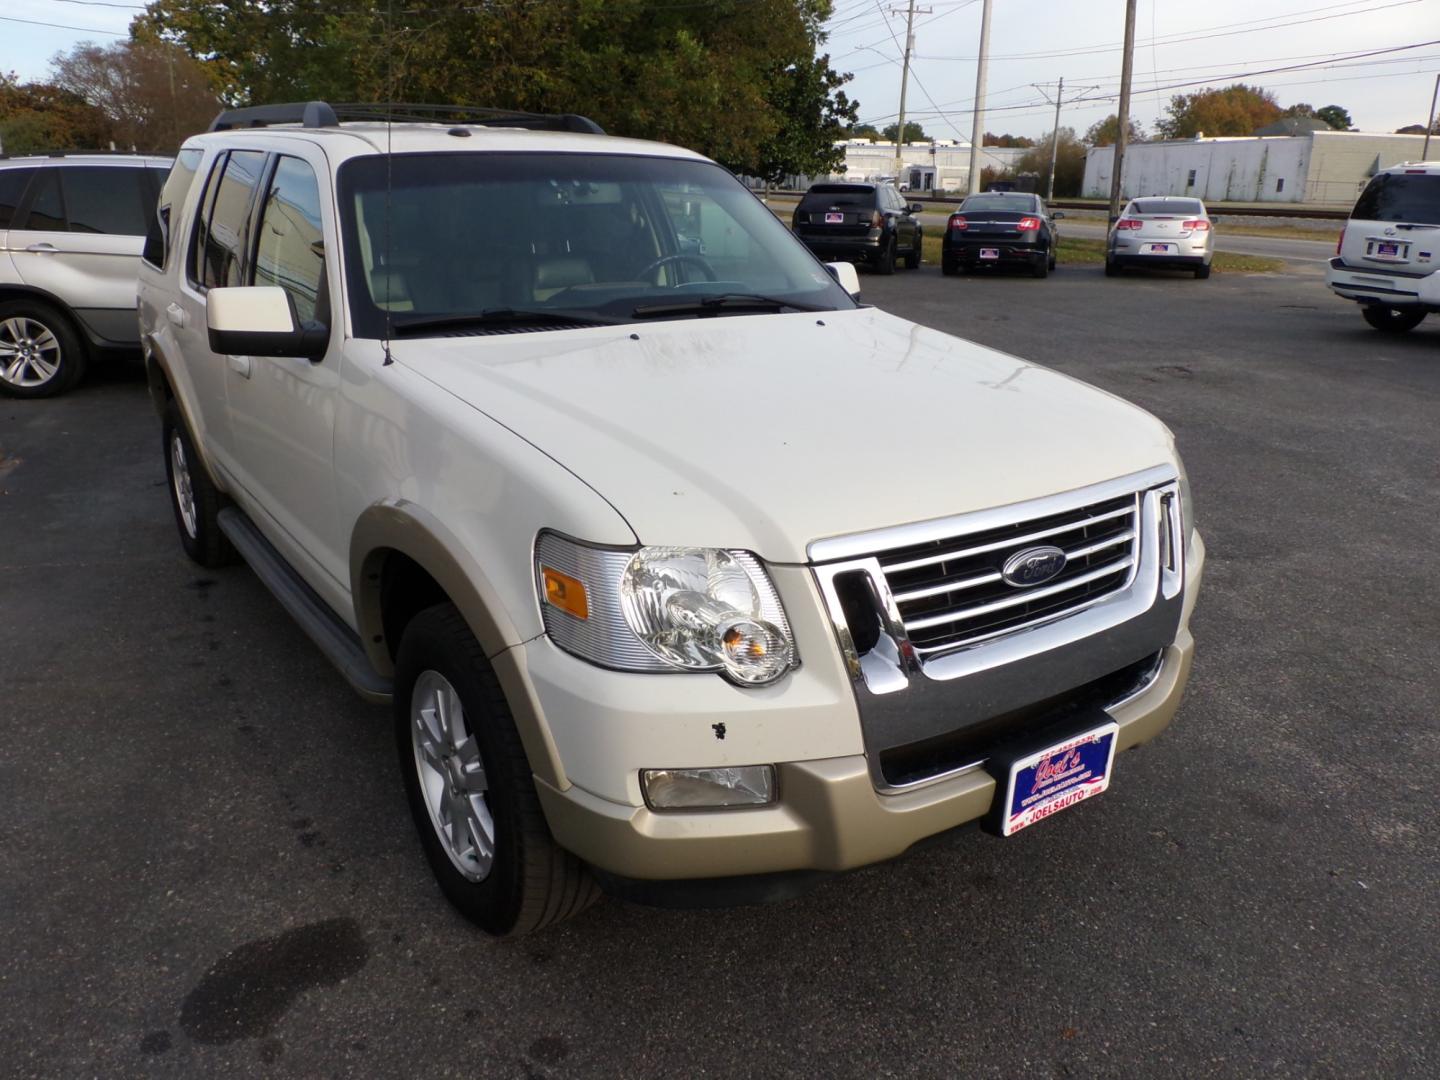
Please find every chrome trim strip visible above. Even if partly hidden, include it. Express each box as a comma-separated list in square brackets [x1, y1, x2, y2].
[808, 463, 1176, 564]
[883, 504, 1135, 574]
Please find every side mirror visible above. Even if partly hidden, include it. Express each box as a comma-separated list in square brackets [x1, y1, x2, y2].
[909, 202, 924, 213]
[207, 286, 327, 360]
[1052, 210, 1066, 219]
[824, 261, 862, 298]
[1209, 215, 1221, 224]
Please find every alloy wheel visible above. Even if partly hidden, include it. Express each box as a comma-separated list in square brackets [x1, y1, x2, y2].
[411, 670, 495, 882]
[169, 432, 199, 539]
[0, 317, 61, 389]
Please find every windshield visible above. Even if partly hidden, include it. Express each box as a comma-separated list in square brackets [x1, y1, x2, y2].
[959, 194, 1038, 213]
[337, 152, 855, 336]
[1352, 173, 1440, 226]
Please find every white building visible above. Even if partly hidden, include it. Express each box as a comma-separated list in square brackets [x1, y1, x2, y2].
[834, 140, 1031, 193]
[1083, 130, 1432, 207]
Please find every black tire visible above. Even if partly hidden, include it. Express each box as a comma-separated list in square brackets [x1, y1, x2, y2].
[1193, 263, 1211, 280]
[1104, 258, 1120, 278]
[162, 401, 236, 568]
[941, 259, 959, 277]
[1031, 254, 1049, 279]
[0, 299, 87, 399]
[394, 603, 600, 936]
[905, 231, 922, 269]
[1048, 247, 1057, 270]
[875, 235, 897, 276]
[1361, 306, 1426, 333]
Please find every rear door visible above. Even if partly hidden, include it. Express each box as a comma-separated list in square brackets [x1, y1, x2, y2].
[8, 164, 156, 345]
[1340, 171, 1440, 272]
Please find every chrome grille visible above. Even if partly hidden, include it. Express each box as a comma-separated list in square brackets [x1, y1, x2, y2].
[877, 493, 1140, 655]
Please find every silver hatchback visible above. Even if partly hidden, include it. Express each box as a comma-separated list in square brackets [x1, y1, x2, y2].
[1105, 196, 1214, 279]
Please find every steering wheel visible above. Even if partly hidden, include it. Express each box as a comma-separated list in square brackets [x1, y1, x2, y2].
[637, 252, 717, 285]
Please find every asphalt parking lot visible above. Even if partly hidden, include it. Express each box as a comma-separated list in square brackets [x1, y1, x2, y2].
[2, 258, 1436, 1078]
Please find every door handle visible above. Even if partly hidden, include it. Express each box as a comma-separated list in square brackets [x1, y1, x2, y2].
[24, 243, 58, 254]
[165, 302, 186, 328]
[227, 355, 252, 378]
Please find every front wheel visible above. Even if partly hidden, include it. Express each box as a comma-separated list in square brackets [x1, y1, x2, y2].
[0, 301, 86, 398]
[395, 604, 600, 936]
[904, 232, 922, 269]
[162, 401, 236, 567]
[1361, 306, 1426, 333]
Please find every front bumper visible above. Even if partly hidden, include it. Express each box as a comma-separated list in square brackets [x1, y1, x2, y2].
[1326, 258, 1440, 309]
[528, 528, 1205, 883]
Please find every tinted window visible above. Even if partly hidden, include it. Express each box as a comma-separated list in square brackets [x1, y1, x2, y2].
[1352, 173, 1440, 226]
[198, 150, 266, 288]
[0, 168, 37, 230]
[1132, 198, 1205, 216]
[21, 170, 65, 230]
[144, 149, 202, 268]
[960, 194, 1038, 213]
[799, 184, 876, 210]
[62, 166, 150, 235]
[254, 156, 326, 321]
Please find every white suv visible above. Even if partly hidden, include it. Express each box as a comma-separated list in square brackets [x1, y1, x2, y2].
[139, 102, 1204, 935]
[1326, 160, 1440, 332]
[0, 152, 172, 396]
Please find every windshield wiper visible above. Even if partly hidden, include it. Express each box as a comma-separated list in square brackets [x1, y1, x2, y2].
[631, 293, 830, 318]
[391, 308, 616, 335]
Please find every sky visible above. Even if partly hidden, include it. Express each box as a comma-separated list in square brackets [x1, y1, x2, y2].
[1, 0, 1436, 142]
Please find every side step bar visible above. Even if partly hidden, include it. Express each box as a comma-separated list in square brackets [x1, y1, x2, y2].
[217, 507, 393, 704]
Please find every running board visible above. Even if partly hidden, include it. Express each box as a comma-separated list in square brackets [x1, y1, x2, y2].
[217, 507, 393, 704]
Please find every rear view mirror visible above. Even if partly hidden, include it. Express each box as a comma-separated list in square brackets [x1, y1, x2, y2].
[1209, 215, 1221, 224]
[1052, 211, 1066, 219]
[909, 202, 925, 213]
[825, 261, 862, 298]
[206, 286, 328, 360]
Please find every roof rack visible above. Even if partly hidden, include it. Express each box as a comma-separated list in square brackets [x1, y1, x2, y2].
[207, 100, 604, 136]
[0, 149, 160, 160]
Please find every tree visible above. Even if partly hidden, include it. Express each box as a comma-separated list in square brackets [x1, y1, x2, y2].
[849, 123, 880, 141]
[1015, 127, 1084, 197]
[1083, 114, 1143, 146]
[881, 120, 929, 143]
[752, 53, 858, 183]
[1316, 104, 1353, 130]
[49, 40, 220, 153]
[983, 132, 1034, 148]
[1396, 121, 1440, 135]
[1155, 83, 1281, 139]
[0, 72, 114, 155]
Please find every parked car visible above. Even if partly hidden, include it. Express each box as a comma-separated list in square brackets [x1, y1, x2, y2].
[791, 182, 922, 274]
[1325, 160, 1440, 333]
[1105, 197, 1214, 279]
[941, 191, 1062, 278]
[140, 101, 1202, 936]
[0, 152, 173, 397]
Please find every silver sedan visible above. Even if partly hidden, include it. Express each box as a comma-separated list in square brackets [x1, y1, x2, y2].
[1105, 197, 1215, 279]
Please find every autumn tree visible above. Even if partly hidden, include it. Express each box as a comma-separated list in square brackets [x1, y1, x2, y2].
[1015, 127, 1085, 197]
[49, 40, 220, 153]
[881, 120, 929, 143]
[0, 72, 114, 155]
[1155, 83, 1281, 139]
[1083, 114, 1143, 146]
[1396, 121, 1440, 135]
[983, 132, 1035, 148]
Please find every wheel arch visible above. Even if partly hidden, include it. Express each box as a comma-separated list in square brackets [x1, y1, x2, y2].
[0, 284, 92, 356]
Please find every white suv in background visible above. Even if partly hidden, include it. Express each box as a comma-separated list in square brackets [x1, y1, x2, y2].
[0, 152, 172, 397]
[1326, 160, 1440, 333]
[138, 102, 1203, 936]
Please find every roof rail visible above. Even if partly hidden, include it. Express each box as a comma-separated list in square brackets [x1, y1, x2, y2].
[0, 149, 161, 160]
[206, 100, 605, 136]
[208, 101, 339, 132]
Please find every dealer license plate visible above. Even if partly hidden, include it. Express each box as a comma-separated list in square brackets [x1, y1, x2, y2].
[980, 247, 1000, 259]
[1143, 243, 1173, 254]
[825, 212, 844, 224]
[1000, 722, 1118, 836]
[1374, 241, 1400, 257]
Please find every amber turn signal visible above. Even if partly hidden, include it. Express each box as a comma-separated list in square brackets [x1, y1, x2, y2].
[540, 565, 589, 620]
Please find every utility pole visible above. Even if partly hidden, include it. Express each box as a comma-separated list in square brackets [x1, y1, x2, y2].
[1107, 0, 1138, 222]
[1034, 78, 1100, 200]
[967, 0, 994, 195]
[889, 1, 928, 181]
[1423, 72, 1439, 160]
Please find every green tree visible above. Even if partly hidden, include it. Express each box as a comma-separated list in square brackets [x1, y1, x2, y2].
[0, 72, 114, 154]
[1083, 114, 1143, 146]
[1316, 104, 1353, 130]
[1015, 127, 1084, 197]
[881, 120, 928, 143]
[983, 132, 1035, 148]
[849, 123, 880, 141]
[753, 53, 858, 183]
[1155, 83, 1281, 139]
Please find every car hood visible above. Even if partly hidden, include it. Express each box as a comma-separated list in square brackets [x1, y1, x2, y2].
[399, 307, 1176, 563]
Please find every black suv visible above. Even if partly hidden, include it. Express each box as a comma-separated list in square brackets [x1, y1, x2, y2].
[791, 182, 923, 275]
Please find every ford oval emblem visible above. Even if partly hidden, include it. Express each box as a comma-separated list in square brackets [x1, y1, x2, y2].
[1001, 545, 1067, 587]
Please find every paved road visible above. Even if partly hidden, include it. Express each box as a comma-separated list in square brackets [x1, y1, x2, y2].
[2, 263, 1436, 1078]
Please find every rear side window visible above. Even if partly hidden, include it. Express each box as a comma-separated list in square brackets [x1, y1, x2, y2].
[144, 149, 203, 269]
[19, 170, 65, 230]
[1132, 198, 1205, 216]
[1352, 173, 1440, 226]
[0, 168, 37, 229]
[193, 150, 267, 289]
[253, 156, 326, 321]
[62, 166, 151, 235]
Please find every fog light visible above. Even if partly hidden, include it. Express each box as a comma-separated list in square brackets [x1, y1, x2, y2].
[642, 765, 776, 810]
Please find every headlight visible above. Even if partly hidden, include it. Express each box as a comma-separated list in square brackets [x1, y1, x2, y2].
[535, 533, 797, 686]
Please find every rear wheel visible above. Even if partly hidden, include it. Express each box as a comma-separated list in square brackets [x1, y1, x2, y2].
[1193, 263, 1211, 280]
[1048, 248, 1057, 270]
[1361, 306, 1426, 333]
[0, 301, 86, 399]
[875, 235, 897, 276]
[395, 604, 600, 936]
[904, 231, 922, 269]
[1031, 254, 1049, 279]
[1104, 258, 1120, 277]
[941, 259, 959, 277]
